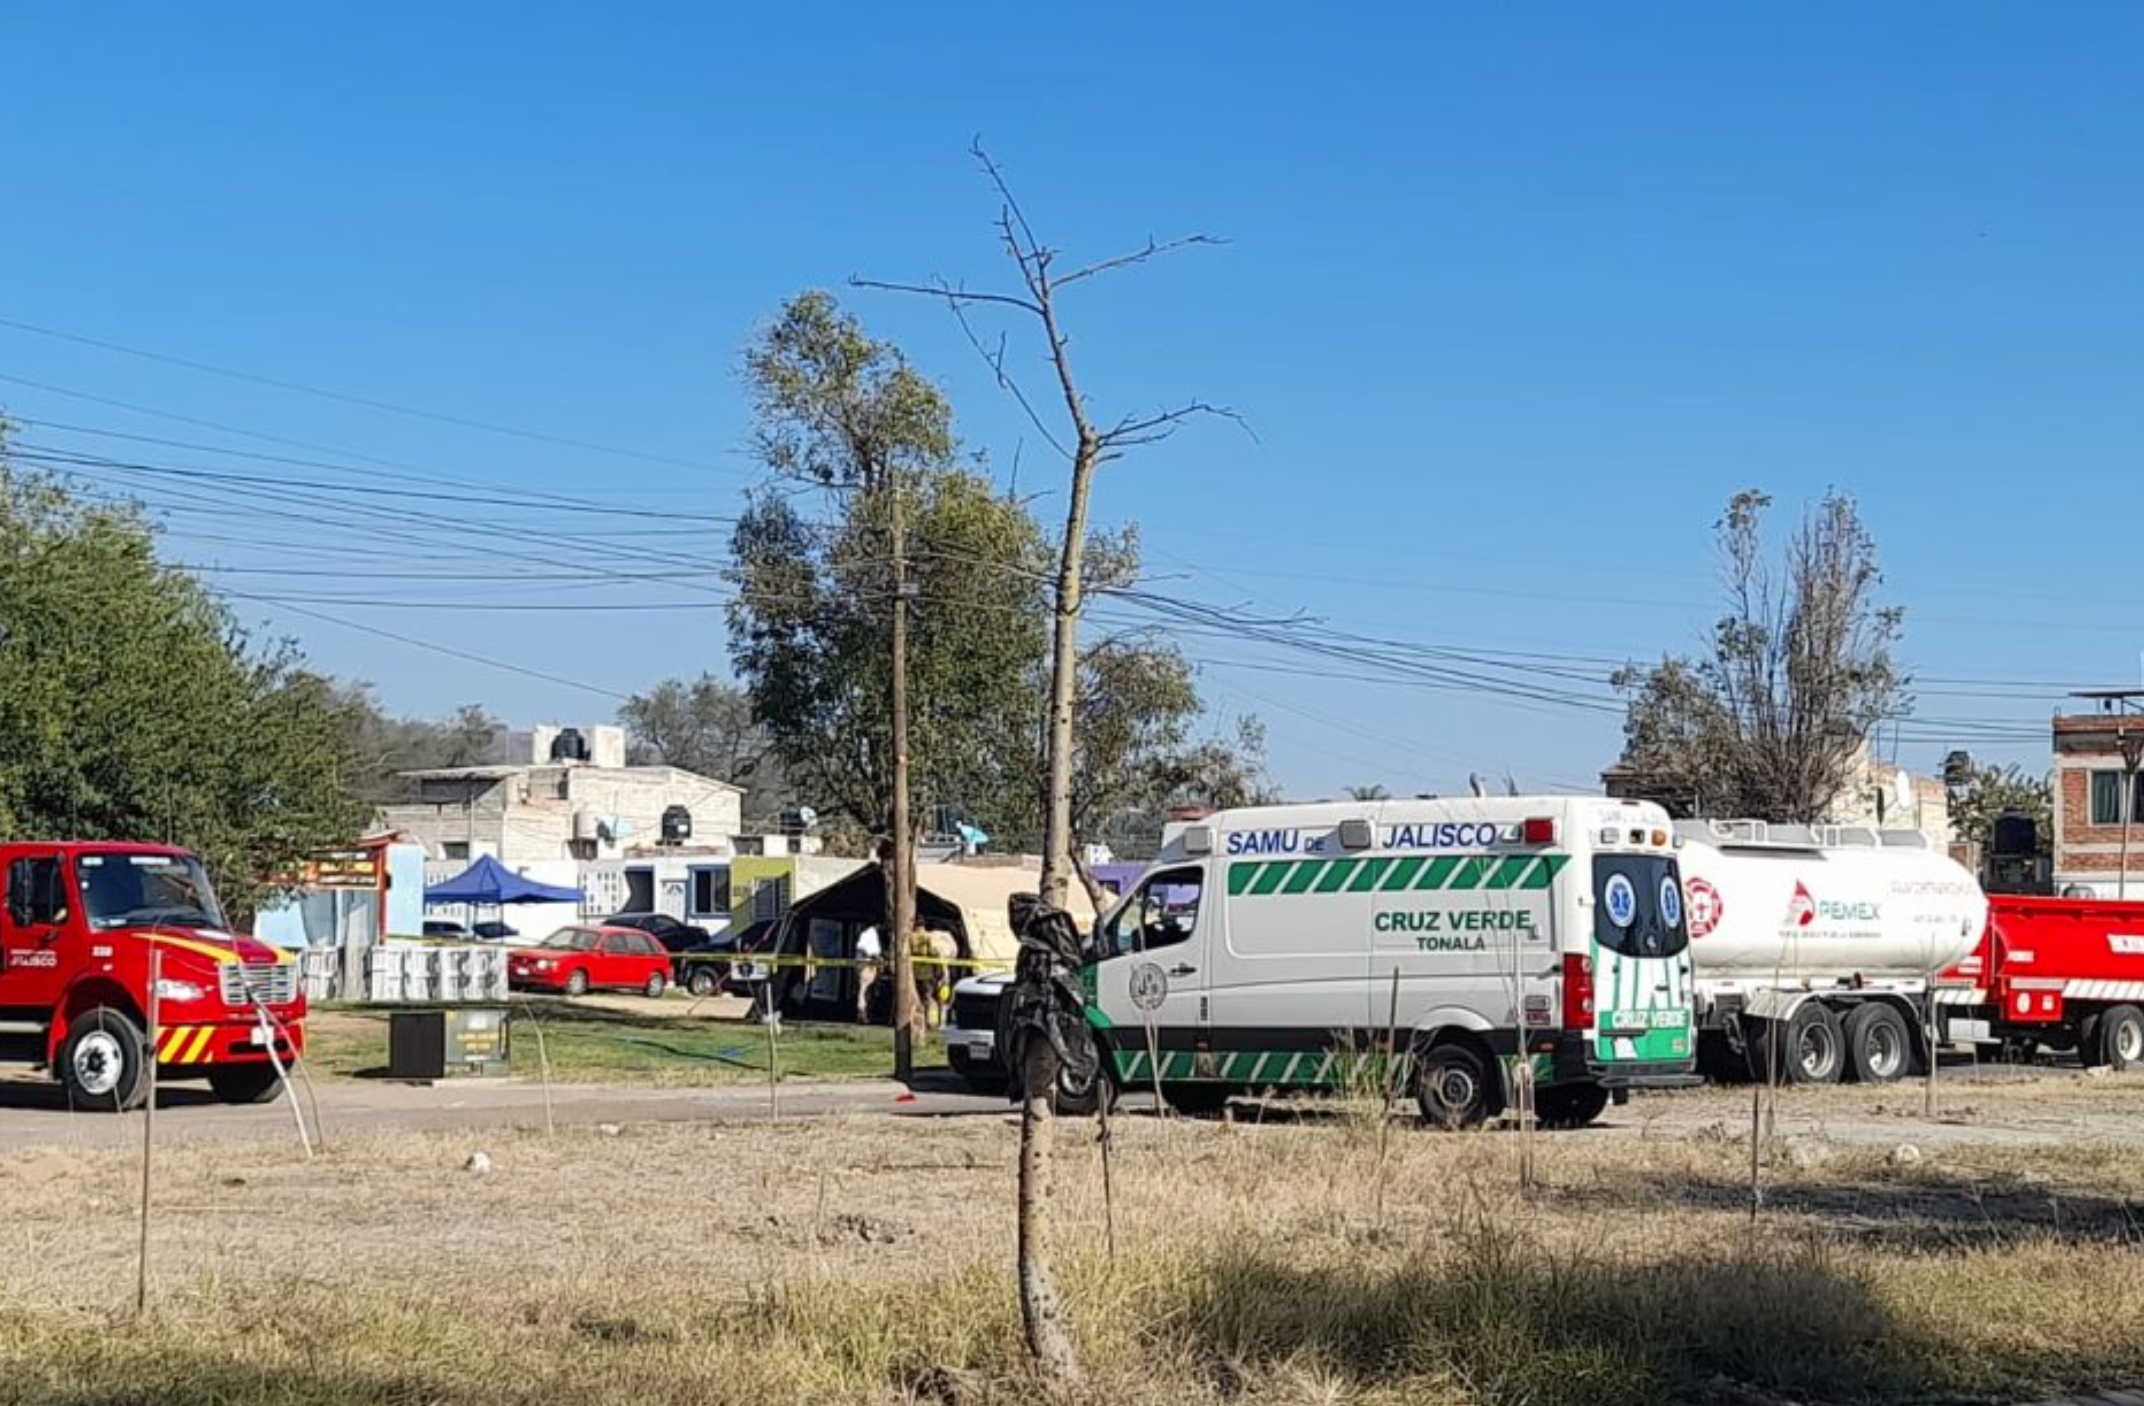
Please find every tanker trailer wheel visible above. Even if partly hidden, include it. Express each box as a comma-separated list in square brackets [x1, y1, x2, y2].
[1748, 1007, 1845, 1085]
[1843, 1004, 1912, 1084]
[60, 1007, 150, 1112]
[208, 1062, 286, 1105]
[2094, 1006, 2144, 1072]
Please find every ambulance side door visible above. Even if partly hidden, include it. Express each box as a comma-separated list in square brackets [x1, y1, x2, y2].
[1090, 867, 1209, 1065]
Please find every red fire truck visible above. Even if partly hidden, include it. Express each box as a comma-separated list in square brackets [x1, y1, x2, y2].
[1938, 894, 2144, 1069]
[0, 842, 306, 1110]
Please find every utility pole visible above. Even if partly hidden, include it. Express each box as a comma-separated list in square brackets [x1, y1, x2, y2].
[2119, 730, 2143, 902]
[888, 479, 920, 1083]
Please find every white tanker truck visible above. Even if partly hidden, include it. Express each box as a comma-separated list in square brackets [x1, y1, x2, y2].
[1674, 819, 1987, 1084]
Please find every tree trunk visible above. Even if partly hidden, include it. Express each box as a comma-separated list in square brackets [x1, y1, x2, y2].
[1039, 438, 1098, 908]
[1016, 1045, 1083, 1383]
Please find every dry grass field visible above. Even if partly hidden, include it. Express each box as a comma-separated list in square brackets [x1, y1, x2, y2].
[4, 1071, 2144, 1405]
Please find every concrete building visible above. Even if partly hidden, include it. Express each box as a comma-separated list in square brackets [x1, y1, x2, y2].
[377, 723, 743, 866]
[2050, 691, 2144, 898]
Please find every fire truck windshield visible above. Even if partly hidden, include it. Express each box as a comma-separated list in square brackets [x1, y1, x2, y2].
[75, 852, 227, 932]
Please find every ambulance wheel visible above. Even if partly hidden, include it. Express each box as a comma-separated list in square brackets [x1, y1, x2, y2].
[1051, 1058, 1111, 1118]
[1162, 1084, 1232, 1118]
[2095, 1006, 2144, 1071]
[1534, 1083, 1610, 1129]
[1843, 1004, 1913, 1084]
[208, 1062, 286, 1105]
[60, 1008, 150, 1113]
[1414, 1043, 1496, 1129]
[1039, 1026, 1111, 1118]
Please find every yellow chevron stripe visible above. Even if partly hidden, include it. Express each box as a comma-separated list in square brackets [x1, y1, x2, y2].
[148, 934, 241, 965]
[181, 1027, 216, 1064]
[156, 1026, 188, 1060]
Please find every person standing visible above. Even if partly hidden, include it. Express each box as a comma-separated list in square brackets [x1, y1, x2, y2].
[854, 923, 882, 1023]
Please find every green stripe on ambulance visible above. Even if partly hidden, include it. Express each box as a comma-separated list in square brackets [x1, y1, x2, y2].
[1226, 854, 1569, 896]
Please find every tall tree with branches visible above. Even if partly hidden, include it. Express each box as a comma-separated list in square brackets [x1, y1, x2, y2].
[857, 143, 1234, 1383]
[1613, 490, 1907, 821]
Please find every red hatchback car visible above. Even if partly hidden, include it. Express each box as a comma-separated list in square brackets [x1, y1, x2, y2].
[508, 925, 672, 997]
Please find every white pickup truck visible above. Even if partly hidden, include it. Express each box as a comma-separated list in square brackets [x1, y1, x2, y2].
[944, 971, 1013, 1090]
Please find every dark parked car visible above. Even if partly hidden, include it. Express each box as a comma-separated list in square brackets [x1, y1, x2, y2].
[603, 912, 712, 952]
[422, 919, 473, 940]
[470, 920, 518, 942]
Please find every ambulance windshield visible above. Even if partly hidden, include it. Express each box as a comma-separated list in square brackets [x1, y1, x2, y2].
[1592, 856, 1689, 959]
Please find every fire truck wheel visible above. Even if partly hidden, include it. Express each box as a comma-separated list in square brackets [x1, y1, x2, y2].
[60, 1008, 150, 1112]
[564, 969, 590, 997]
[1414, 1042, 1496, 1129]
[1534, 1082, 1610, 1129]
[207, 1062, 286, 1105]
[2077, 1013, 2105, 1068]
[2095, 1006, 2144, 1071]
[1843, 1004, 1913, 1084]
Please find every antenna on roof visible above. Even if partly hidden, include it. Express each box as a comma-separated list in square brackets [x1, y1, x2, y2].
[1468, 773, 1488, 798]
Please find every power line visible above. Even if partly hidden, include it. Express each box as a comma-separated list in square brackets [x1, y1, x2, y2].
[0, 314, 744, 472]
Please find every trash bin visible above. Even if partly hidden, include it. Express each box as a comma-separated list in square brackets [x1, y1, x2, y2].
[386, 1007, 511, 1080]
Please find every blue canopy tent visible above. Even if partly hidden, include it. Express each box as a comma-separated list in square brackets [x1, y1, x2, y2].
[424, 855, 582, 906]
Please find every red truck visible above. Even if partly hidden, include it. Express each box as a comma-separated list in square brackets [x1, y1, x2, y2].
[1938, 894, 2144, 1070]
[0, 842, 305, 1110]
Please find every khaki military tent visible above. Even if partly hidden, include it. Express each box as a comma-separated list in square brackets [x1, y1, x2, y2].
[771, 861, 1097, 1022]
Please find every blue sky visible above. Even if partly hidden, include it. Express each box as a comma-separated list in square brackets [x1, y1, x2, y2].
[3, 3, 2139, 800]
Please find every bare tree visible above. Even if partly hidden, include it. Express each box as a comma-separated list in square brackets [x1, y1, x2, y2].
[1613, 490, 1908, 821]
[857, 143, 1234, 1381]
[856, 141, 1237, 907]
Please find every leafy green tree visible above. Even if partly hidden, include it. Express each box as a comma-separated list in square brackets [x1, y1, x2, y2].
[731, 465, 1050, 838]
[329, 684, 501, 805]
[618, 674, 788, 830]
[1949, 762, 2052, 855]
[0, 446, 369, 918]
[1612, 491, 1907, 821]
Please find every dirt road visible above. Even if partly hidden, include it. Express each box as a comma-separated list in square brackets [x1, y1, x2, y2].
[2, 1059, 2139, 1155]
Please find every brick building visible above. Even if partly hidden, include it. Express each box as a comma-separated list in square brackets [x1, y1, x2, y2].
[2050, 691, 2144, 898]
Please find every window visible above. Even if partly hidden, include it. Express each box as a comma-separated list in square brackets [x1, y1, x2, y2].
[74, 852, 225, 931]
[1592, 856, 1690, 959]
[442, 842, 471, 861]
[1100, 867, 1204, 957]
[3, 857, 66, 929]
[689, 867, 731, 917]
[2090, 771, 2144, 826]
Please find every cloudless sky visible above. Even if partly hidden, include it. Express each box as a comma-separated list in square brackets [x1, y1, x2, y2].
[4, 3, 2140, 801]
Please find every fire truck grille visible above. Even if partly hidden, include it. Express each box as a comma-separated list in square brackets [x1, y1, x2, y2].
[220, 963, 297, 1007]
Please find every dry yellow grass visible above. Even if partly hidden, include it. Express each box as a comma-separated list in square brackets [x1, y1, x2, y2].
[6, 1078, 2144, 1404]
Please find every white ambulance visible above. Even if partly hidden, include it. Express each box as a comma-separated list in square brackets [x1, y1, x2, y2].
[1074, 796, 1700, 1126]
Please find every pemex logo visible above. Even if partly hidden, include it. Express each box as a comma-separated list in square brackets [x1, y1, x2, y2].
[1785, 881, 1817, 929]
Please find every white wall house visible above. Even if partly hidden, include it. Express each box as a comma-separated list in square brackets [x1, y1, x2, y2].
[377, 723, 744, 866]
